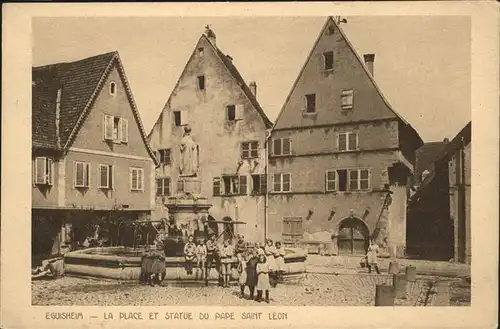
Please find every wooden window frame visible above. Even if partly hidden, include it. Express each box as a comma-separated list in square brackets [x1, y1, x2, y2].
[341, 89, 354, 110]
[156, 177, 170, 197]
[74, 161, 90, 188]
[98, 164, 114, 189]
[272, 137, 292, 156]
[323, 51, 334, 71]
[130, 167, 144, 191]
[272, 172, 292, 193]
[241, 141, 259, 159]
[34, 156, 54, 186]
[337, 132, 359, 152]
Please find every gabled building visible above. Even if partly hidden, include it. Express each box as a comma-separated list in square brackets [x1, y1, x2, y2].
[407, 122, 471, 263]
[267, 17, 423, 257]
[32, 51, 157, 262]
[148, 27, 272, 243]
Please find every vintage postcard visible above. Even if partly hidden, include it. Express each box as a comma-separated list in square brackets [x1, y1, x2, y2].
[1, 2, 498, 329]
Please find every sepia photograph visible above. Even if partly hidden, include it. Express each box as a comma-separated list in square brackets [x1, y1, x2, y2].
[28, 15, 474, 308]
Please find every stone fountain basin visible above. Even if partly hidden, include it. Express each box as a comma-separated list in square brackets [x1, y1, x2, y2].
[64, 246, 307, 281]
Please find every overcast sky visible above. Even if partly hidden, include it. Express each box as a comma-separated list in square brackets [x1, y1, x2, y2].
[33, 16, 470, 142]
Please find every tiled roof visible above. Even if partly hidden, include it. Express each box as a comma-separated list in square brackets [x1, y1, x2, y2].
[32, 51, 159, 165]
[32, 52, 116, 149]
[214, 46, 273, 129]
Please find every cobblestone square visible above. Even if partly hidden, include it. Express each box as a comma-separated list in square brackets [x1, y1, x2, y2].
[32, 273, 435, 306]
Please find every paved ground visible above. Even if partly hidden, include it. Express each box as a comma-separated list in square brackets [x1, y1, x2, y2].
[33, 273, 435, 306]
[306, 255, 471, 278]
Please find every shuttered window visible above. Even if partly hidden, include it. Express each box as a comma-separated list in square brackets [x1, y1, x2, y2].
[98, 164, 113, 189]
[34, 157, 53, 185]
[103, 114, 128, 143]
[213, 177, 221, 196]
[74, 161, 90, 188]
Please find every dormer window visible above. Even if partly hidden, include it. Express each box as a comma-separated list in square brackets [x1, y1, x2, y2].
[324, 51, 334, 71]
[305, 94, 316, 113]
[110, 81, 117, 96]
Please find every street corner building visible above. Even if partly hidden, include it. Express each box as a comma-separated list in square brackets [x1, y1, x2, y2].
[267, 17, 423, 257]
[32, 51, 158, 264]
[407, 122, 471, 264]
[147, 26, 273, 243]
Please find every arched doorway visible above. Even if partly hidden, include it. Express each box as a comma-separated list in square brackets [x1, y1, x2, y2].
[336, 217, 370, 256]
[221, 216, 234, 242]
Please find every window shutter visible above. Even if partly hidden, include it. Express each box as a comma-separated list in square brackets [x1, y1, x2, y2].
[156, 179, 162, 196]
[85, 163, 90, 187]
[235, 104, 244, 120]
[348, 133, 357, 150]
[138, 169, 143, 190]
[75, 162, 83, 187]
[213, 177, 221, 196]
[35, 157, 46, 184]
[283, 173, 291, 192]
[181, 110, 189, 125]
[273, 173, 281, 192]
[121, 118, 129, 143]
[104, 115, 114, 140]
[272, 139, 281, 156]
[283, 138, 291, 155]
[99, 165, 108, 188]
[338, 133, 346, 151]
[239, 175, 247, 195]
[47, 158, 53, 185]
[356, 133, 359, 149]
[260, 174, 267, 194]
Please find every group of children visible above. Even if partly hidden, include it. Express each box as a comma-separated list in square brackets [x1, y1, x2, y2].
[183, 236, 286, 303]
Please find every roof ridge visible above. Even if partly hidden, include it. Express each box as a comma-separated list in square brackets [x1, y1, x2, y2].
[32, 51, 118, 70]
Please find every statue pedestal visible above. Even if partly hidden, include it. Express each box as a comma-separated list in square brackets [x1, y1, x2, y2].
[166, 179, 212, 239]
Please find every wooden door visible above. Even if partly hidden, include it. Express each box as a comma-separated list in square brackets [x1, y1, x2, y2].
[337, 218, 369, 255]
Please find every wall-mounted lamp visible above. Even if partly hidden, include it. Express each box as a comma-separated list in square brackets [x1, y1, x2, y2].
[363, 207, 371, 219]
[306, 208, 314, 220]
[328, 209, 336, 221]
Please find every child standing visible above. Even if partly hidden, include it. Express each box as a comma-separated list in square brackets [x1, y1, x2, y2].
[195, 239, 207, 280]
[264, 239, 277, 286]
[236, 252, 248, 298]
[256, 254, 271, 303]
[183, 235, 197, 275]
[275, 241, 286, 282]
[219, 239, 234, 288]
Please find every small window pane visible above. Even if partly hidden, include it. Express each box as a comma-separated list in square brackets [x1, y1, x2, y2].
[282, 173, 291, 192]
[283, 138, 291, 155]
[273, 139, 282, 155]
[273, 174, 281, 192]
[305, 94, 316, 113]
[227, 105, 236, 121]
[338, 134, 347, 151]
[360, 169, 369, 179]
[348, 133, 357, 150]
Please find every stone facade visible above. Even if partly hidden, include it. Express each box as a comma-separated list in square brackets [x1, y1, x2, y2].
[148, 29, 272, 243]
[268, 17, 422, 257]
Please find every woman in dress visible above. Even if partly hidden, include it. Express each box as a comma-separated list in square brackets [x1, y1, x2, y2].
[275, 241, 286, 282]
[366, 238, 381, 274]
[256, 254, 271, 303]
[236, 252, 248, 298]
[148, 235, 166, 286]
[264, 239, 277, 287]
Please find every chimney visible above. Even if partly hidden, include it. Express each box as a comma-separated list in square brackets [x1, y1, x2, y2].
[55, 87, 62, 149]
[249, 81, 257, 98]
[205, 25, 216, 47]
[363, 53, 375, 77]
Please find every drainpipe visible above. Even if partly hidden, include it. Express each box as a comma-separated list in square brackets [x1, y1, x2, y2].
[264, 129, 271, 242]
